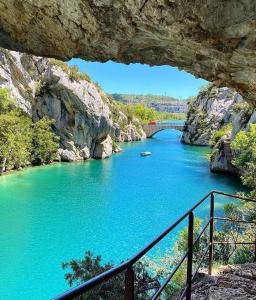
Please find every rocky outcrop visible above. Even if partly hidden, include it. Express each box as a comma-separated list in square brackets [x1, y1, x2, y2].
[190, 263, 256, 300]
[181, 84, 255, 174]
[0, 1, 256, 107]
[0, 49, 145, 162]
[210, 137, 238, 174]
[210, 102, 255, 174]
[181, 86, 241, 146]
[108, 101, 146, 142]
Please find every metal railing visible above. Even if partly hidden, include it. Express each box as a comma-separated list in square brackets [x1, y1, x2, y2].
[54, 191, 256, 300]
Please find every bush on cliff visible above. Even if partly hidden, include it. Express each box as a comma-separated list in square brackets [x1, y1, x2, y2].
[231, 124, 256, 197]
[209, 123, 232, 147]
[0, 88, 59, 174]
[0, 111, 32, 174]
[31, 117, 59, 164]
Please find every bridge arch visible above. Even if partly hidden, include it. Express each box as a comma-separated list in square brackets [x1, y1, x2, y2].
[142, 123, 184, 138]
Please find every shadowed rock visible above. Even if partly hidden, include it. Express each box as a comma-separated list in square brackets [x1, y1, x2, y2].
[0, 1, 256, 105]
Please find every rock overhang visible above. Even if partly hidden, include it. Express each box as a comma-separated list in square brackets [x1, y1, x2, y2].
[0, 0, 256, 106]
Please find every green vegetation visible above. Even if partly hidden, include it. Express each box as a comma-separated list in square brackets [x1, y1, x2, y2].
[111, 93, 180, 104]
[231, 124, 256, 197]
[115, 102, 185, 124]
[49, 59, 91, 82]
[232, 102, 254, 124]
[63, 251, 160, 300]
[0, 88, 59, 174]
[198, 83, 214, 96]
[0, 111, 32, 174]
[209, 123, 232, 147]
[31, 117, 59, 164]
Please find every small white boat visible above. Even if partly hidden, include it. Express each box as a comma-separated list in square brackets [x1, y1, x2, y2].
[140, 151, 151, 157]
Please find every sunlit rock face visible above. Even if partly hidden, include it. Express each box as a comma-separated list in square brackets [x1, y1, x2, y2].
[181, 86, 242, 146]
[0, 49, 113, 161]
[0, 1, 256, 105]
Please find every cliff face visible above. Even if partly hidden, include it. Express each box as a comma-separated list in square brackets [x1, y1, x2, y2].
[1, 1, 256, 107]
[181, 86, 241, 146]
[210, 103, 255, 174]
[0, 49, 145, 162]
[182, 84, 255, 174]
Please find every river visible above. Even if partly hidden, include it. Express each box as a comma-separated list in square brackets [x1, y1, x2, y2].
[0, 128, 243, 299]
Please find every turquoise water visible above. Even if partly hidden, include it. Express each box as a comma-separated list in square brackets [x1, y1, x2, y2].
[0, 130, 243, 299]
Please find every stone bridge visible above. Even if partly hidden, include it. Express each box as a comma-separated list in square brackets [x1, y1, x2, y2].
[142, 123, 184, 138]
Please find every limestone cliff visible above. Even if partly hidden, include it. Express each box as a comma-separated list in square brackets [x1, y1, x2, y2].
[182, 84, 255, 174]
[210, 102, 255, 174]
[0, 49, 145, 162]
[181, 85, 241, 146]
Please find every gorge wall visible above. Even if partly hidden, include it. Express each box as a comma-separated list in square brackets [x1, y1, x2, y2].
[181, 85, 242, 146]
[182, 85, 256, 174]
[0, 49, 145, 162]
[0, 1, 256, 107]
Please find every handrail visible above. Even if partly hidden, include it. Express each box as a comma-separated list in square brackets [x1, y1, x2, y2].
[53, 191, 256, 300]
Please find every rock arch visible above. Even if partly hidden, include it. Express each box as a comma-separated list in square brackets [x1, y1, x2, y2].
[0, 1, 256, 105]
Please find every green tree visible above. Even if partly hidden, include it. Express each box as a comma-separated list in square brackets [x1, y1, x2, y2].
[0, 87, 15, 113]
[63, 251, 160, 300]
[31, 117, 59, 164]
[0, 111, 32, 174]
[231, 124, 256, 194]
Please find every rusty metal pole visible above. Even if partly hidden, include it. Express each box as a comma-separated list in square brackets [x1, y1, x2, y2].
[208, 193, 215, 275]
[125, 266, 134, 300]
[186, 212, 194, 300]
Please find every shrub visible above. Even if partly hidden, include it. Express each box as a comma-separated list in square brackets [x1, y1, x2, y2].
[63, 251, 160, 300]
[49, 59, 91, 82]
[0, 111, 32, 173]
[209, 123, 232, 147]
[231, 124, 256, 191]
[31, 117, 59, 164]
[68, 65, 91, 82]
[0, 87, 15, 113]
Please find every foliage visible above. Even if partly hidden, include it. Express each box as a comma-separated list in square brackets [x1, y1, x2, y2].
[231, 124, 256, 191]
[198, 83, 214, 96]
[111, 93, 181, 104]
[0, 111, 32, 171]
[115, 101, 185, 124]
[49, 59, 91, 82]
[0, 87, 59, 173]
[0, 87, 15, 113]
[209, 123, 232, 147]
[31, 117, 59, 164]
[232, 101, 254, 117]
[35, 80, 48, 97]
[63, 251, 160, 300]
[68, 65, 91, 82]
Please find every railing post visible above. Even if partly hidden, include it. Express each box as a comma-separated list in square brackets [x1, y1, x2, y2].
[208, 192, 215, 275]
[186, 212, 194, 300]
[125, 266, 134, 300]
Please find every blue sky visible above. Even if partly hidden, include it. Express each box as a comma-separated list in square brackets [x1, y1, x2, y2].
[69, 59, 208, 99]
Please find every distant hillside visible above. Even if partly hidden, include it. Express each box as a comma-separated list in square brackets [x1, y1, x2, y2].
[111, 93, 188, 113]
